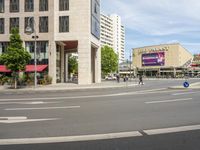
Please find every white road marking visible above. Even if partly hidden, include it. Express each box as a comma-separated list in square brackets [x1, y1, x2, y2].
[0, 117, 27, 120]
[172, 91, 199, 96]
[0, 124, 200, 145]
[144, 124, 200, 135]
[23, 101, 59, 104]
[0, 131, 142, 145]
[145, 98, 193, 104]
[5, 106, 80, 111]
[0, 101, 59, 105]
[0, 117, 59, 124]
[0, 88, 183, 102]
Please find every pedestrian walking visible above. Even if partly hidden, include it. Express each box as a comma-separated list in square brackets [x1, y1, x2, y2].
[138, 74, 144, 85]
[116, 74, 120, 83]
[123, 76, 126, 82]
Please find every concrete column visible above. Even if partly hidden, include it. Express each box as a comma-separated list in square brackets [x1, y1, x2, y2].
[65, 53, 68, 82]
[49, 41, 57, 84]
[78, 40, 91, 85]
[95, 46, 101, 83]
[174, 68, 176, 77]
[158, 68, 161, 77]
[61, 45, 65, 83]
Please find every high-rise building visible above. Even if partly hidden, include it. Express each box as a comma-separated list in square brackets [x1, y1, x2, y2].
[0, 0, 101, 85]
[100, 13, 125, 63]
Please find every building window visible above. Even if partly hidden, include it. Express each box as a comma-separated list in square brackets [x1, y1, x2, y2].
[26, 41, 49, 53]
[24, 17, 34, 33]
[37, 41, 48, 65]
[59, 16, 69, 32]
[10, 18, 19, 33]
[39, 0, 48, 11]
[59, 0, 69, 11]
[25, 41, 48, 65]
[25, 0, 34, 12]
[0, 42, 9, 55]
[25, 41, 34, 53]
[0, 18, 4, 34]
[0, 0, 4, 13]
[37, 41, 47, 53]
[94, 3, 97, 14]
[39, 16, 48, 33]
[10, 0, 19, 12]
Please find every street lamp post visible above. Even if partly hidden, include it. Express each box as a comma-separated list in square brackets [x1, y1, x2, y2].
[129, 50, 132, 79]
[25, 17, 38, 88]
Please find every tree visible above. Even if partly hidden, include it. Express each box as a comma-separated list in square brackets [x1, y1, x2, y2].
[68, 55, 78, 75]
[101, 45, 118, 76]
[0, 28, 31, 89]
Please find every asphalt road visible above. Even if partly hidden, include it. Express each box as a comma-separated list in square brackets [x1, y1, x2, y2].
[0, 79, 200, 149]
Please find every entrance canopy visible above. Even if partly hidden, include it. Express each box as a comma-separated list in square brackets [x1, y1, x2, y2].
[63, 40, 78, 53]
[0, 65, 48, 73]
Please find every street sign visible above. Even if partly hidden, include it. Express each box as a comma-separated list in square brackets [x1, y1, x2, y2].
[183, 81, 190, 88]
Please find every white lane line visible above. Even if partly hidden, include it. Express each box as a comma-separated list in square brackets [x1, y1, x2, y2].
[144, 124, 200, 135]
[0, 101, 60, 105]
[0, 131, 142, 145]
[0, 88, 183, 102]
[0, 118, 59, 124]
[145, 98, 193, 104]
[172, 91, 199, 96]
[5, 106, 80, 111]
[0, 117, 27, 120]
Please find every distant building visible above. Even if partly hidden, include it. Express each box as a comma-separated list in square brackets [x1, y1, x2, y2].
[100, 14, 125, 63]
[133, 43, 193, 77]
[189, 54, 200, 77]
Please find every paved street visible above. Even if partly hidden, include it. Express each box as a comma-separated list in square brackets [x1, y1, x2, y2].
[0, 79, 200, 149]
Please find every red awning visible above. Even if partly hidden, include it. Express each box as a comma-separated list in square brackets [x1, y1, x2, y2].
[25, 65, 48, 72]
[191, 64, 199, 67]
[0, 65, 11, 73]
[0, 65, 48, 73]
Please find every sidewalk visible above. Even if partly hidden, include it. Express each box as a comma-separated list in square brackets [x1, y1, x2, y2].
[169, 82, 200, 89]
[0, 81, 138, 93]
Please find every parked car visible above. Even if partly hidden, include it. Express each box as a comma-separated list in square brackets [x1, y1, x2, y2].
[105, 75, 117, 80]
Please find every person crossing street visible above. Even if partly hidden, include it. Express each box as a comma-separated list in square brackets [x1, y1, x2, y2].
[138, 74, 144, 85]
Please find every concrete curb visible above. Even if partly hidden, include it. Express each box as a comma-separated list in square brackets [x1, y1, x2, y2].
[168, 86, 200, 90]
[0, 83, 138, 93]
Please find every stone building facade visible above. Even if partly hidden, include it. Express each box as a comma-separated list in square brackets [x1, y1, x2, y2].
[0, 0, 101, 84]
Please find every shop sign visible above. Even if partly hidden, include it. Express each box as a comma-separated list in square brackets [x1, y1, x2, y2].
[138, 47, 169, 55]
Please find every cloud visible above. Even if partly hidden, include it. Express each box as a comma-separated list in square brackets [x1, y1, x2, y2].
[101, 0, 200, 36]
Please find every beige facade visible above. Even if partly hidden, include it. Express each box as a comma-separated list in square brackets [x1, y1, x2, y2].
[0, 0, 101, 85]
[133, 43, 193, 77]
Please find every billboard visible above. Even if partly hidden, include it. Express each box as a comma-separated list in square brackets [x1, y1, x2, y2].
[142, 52, 165, 66]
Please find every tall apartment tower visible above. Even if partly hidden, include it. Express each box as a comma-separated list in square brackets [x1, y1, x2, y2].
[0, 0, 101, 85]
[100, 13, 125, 63]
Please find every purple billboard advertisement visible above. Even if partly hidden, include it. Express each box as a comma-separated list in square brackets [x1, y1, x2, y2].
[142, 52, 165, 66]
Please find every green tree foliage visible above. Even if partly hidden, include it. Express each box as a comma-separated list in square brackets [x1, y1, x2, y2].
[68, 55, 78, 75]
[101, 45, 118, 76]
[0, 28, 31, 88]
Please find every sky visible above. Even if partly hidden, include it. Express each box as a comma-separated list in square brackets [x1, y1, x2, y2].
[101, 0, 200, 60]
